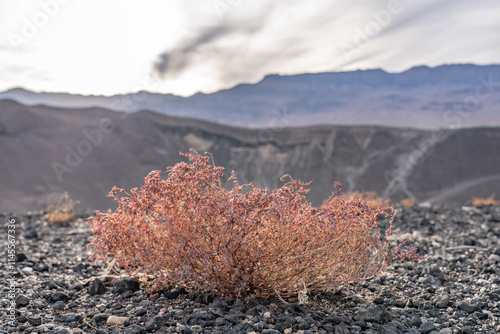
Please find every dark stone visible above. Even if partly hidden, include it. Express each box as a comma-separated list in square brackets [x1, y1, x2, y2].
[113, 279, 140, 294]
[122, 290, 133, 298]
[34, 263, 50, 272]
[209, 298, 228, 311]
[93, 313, 110, 324]
[419, 322, 438, 334]
[124, 324, 145, 334]
[224, 314, 242, 325]
[51, 301, 66, 310]
[112, 301, 122, 309]
[380, 323, 400, 334]
[27, 316, 42, 326]
[283, 303, 306, 314]
[354, 320, 367, 329]
[428, 265, 445, 281]
[51, 291, 70, 302]
[322, 324, 335, 333]
[230, 300, 248, 313]
[191, 311, 212, 321]
[33, 301, 46, 310]
[458, 301, 481, 313]
[296, 319, 311, 330]
[221, 329, 236, 334]
[214, 317, 225, 327]
[15, 294, 30, 307]
[52, 329, 71, 334]
[47, 282, 60, 290]
[16, 253, 27, 262]
[373, 297, 384, 304]
[462, 327, 474, 334]
[261, 330, 281, 334]
[138, 300, 152, 308]
[395, 298, 407, 308]
[176, 323, 193, 334]
[234, 322, 255, 332]
[195, 292, 214, 304]
[73, 263, 86, 273]
[476, 312, 489, 320]
[23, 229, 38, 239]
[56, 313, 82, 323]
[334, 325, 345, 334]
[88, 278, 107, 296]
[434, 296, 449, 308]
[245, 307, 261, 316]
[145, 315, 167, 332]
[356, 304, 389, 324]
[410, 317, 422, 328]
[134, 307, 147, 316]
[321, 316, 345, 325]
[164, 290, 180, 299]
[275, 314, 297, 331]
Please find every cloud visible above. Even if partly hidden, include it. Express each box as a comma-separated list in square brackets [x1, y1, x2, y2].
[153, 26, 232, 78]
[2, 0, 499, 96]
[151, 1, 288, 81]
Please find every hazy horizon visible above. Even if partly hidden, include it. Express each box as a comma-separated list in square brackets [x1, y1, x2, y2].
[2, 62, 499, 98]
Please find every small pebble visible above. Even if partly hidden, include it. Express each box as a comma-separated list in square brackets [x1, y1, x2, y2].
[107, 316, 129, 326]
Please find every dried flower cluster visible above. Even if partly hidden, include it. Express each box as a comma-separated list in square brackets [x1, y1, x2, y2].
[399, 198, 416, 207]
[329, 191, 391, 210]
[46, 191, 76, 225]
[469, 193, 500, 206]
[88, 151, 418, 300]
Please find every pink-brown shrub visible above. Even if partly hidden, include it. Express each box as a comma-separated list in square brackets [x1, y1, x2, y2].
[88, 151, 419, 300]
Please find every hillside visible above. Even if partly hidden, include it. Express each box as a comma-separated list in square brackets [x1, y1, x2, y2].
[1, 100, 499, 212]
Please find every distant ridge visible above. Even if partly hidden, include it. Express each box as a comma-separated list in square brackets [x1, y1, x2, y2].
[1, 64, 499, 129]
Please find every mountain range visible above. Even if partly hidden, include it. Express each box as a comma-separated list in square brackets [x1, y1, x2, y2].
[1, 64, 499, 129]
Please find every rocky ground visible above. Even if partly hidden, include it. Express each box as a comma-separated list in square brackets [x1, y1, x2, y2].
[1, 204, 499, 334]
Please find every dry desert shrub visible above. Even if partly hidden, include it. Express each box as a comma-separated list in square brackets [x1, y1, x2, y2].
[328, 190, 390, 209]
[399, 198, 416, 207]
[88, 151, 418, 300]
[46, 191, 76, 224]
[469, 193, 500, 206]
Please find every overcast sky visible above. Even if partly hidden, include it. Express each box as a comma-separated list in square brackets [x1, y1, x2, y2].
[1, 0, 499, 96]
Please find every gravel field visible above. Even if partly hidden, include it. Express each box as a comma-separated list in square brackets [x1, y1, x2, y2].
[1, 204, 499, 334]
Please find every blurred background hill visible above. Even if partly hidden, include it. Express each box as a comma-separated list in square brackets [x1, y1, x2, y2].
[1, 89, 499, 212]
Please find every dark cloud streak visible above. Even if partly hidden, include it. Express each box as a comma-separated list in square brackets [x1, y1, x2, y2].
[151, 2, 285, 80]
[153, 26, 231, 78]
